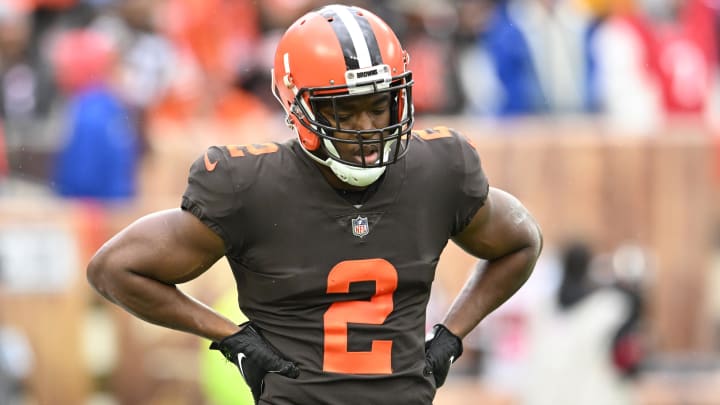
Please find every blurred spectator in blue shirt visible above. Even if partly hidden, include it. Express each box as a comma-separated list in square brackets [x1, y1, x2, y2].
[470, 0, 545, 117]
[51, 28, 139, 199]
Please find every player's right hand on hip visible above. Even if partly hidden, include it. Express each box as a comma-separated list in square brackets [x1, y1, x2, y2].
[210, 322, 300, 403]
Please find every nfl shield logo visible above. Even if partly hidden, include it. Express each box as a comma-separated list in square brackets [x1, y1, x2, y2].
[351, 216, 370, 238]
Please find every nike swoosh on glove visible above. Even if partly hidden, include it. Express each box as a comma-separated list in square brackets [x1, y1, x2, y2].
[210, 322, 300, 403]
[423, 324, 463, 388]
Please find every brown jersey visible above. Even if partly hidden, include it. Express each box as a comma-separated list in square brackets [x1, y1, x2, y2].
[181, 127, 489, 405]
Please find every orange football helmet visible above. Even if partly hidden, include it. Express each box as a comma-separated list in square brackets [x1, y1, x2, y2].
[272, 4, 414, 186]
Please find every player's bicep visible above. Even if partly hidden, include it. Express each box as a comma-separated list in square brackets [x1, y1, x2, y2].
[94, 208, 226, 284]
[452, 187, 542, 260]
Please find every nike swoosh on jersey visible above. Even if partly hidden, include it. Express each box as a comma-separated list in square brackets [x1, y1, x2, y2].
[237, 352, 247, 377]
[204, 151, 218, 172]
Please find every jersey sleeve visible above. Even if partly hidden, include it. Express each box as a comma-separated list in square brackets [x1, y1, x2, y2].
[181, 146, 241, 252]
[450, 130, 489, 236]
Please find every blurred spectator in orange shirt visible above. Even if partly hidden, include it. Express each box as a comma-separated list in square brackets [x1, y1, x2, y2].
[396, 2, 464, 114]
[151, 0, 263, 123]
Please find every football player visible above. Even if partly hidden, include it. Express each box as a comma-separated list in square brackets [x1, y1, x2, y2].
[87, 4, 543, 404]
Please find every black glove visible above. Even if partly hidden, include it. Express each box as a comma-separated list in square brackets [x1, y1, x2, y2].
[423, 324, 463, 388]
[210, 322, 300, 402]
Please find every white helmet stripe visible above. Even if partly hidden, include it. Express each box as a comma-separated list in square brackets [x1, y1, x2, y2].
[283, 52, 290, 74]
[325, 5, 372, 68]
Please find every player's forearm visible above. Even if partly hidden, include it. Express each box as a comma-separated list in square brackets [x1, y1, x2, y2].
[87, 259, 239, 341]
[441, 244, 539, 338]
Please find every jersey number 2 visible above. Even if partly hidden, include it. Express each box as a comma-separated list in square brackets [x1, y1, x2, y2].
[323, 259, 398, 374]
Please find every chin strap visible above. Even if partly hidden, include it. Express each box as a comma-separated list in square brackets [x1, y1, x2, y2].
[296, 133, 392, 187]
[326, 159, 386, 187]
[287, 110, 398, 187]
[321, 138, 391, 187]
[299, 141, 386, 187]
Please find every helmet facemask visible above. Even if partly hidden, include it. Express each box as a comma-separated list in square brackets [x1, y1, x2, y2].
[293, 69, 414, 172]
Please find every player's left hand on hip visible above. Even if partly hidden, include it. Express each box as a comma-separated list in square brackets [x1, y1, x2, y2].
[423, 323, 463, 388]
[210, 322, 300, 403]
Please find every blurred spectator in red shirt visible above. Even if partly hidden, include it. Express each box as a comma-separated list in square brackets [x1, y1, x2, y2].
[586, 0, 717, 134]
[653, 0, 716, 115]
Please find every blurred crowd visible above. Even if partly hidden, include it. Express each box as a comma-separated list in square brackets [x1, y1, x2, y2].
[445, 240, 650, 405]
[0, 0, 718, 199]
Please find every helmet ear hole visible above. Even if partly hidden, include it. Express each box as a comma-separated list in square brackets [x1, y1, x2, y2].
[291, 114, 320, 150]
[300, 133, 320, 150]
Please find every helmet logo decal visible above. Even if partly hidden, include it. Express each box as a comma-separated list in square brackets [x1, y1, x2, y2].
[321, 5, 382, 69]
[351, 216, 370, 238]
[346, 64, 391, 95]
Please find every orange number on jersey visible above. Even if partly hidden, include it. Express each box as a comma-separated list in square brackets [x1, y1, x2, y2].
[414, 126, 452, 140]
[323, 259, 398, 374]
[226, 143, 279, 157]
